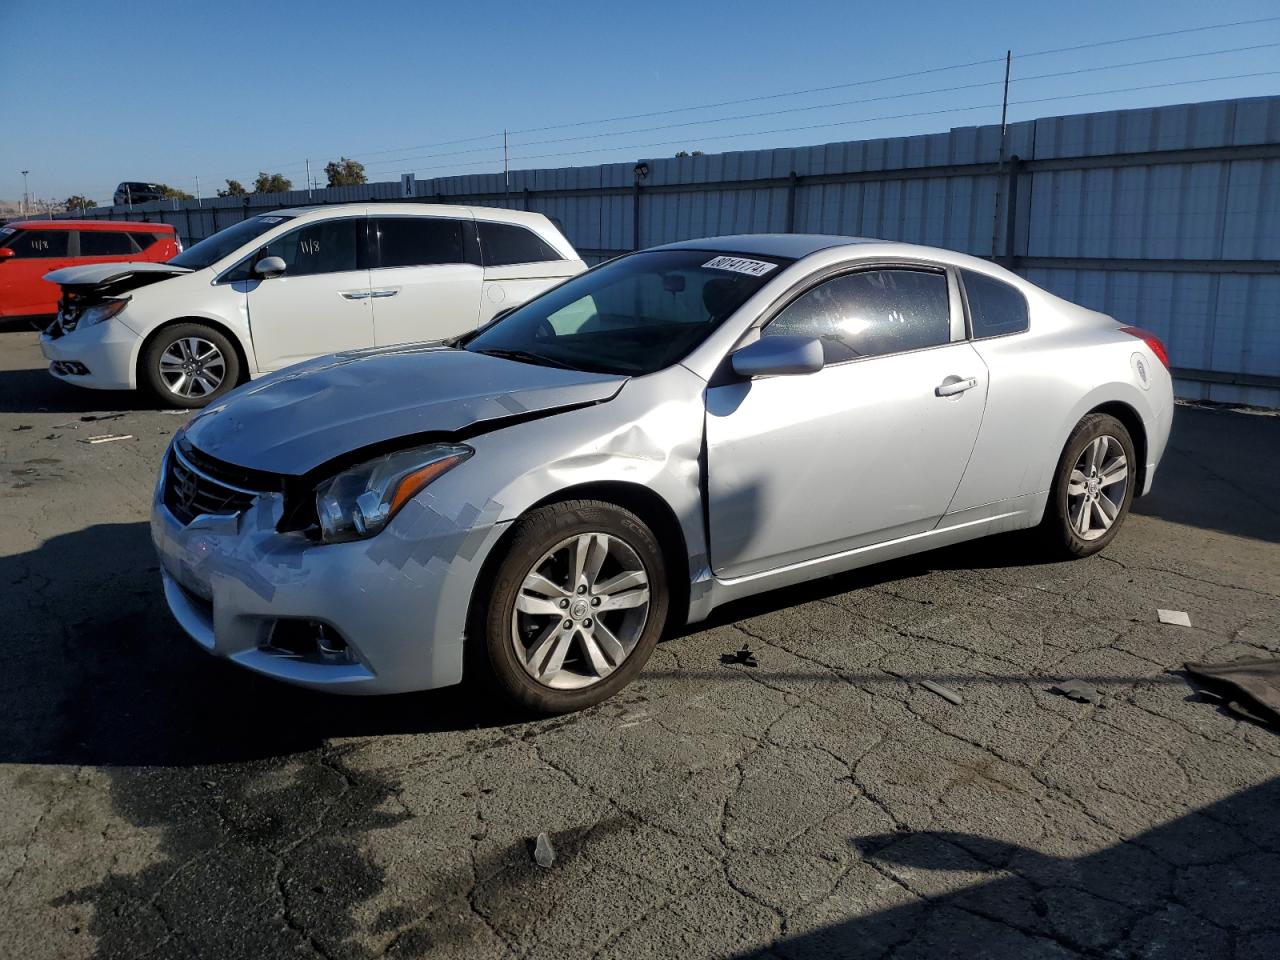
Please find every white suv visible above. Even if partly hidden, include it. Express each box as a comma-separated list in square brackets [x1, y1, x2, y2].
[40, 203, 586, 407]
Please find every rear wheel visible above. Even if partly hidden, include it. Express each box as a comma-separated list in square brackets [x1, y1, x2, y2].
[1039, 413, 1136, 558]
[475, 499, 668, 715]
[142, 322, 240, 408]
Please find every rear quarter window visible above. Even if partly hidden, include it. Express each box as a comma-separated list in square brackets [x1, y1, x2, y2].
[79, 231, 138, 256]
[962, 269, 1029, 338]
[477, 221, 563, 267]
[129, 231, 169, 250]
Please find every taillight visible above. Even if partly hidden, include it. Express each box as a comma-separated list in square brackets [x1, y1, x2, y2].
[1120, 326, 1170, 370]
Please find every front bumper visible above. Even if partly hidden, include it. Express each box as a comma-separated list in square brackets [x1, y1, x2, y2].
[150, 452, 509, 694]
[40, 320, 140, 391]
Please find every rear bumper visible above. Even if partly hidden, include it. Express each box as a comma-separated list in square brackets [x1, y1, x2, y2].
[40, 321, 141, 390]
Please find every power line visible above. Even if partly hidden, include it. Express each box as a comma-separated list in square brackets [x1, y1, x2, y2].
[352, 40, 1280, 173]
[503, 14, 1280, 137]
[497, 69, 1280, 167]
[80, 16, 1280, 199]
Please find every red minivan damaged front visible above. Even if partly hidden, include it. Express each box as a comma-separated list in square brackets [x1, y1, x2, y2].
[0, 220, 180, 319]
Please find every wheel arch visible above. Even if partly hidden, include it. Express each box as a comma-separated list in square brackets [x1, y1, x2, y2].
[136, 316, 253, 390]
[469, 480, 692, 640]
[1085, 400, 1148, 497]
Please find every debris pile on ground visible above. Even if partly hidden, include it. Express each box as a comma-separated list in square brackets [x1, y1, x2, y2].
[1050, 680, 1101, 704]
[720, 644, 758, 667]
[919, 680, 963, 705]
[1184, 658, 1280, 730]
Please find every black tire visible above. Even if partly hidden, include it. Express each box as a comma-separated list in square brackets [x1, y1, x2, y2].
[473, 499, 668, 715]
[1039, 413, 1137, 559]
[142, 322, 240, 409]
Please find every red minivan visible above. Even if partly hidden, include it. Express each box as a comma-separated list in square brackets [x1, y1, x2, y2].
[0, 220, 181, 319]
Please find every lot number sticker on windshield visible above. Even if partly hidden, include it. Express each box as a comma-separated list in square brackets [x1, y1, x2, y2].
[703, 256, 778, 277]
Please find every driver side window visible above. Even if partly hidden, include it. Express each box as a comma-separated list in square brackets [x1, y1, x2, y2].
[259, 218, 362, 277]
[766, 268, 951, 363]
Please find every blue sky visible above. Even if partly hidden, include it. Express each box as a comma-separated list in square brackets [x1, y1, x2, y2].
[3, 0, 1279, 203]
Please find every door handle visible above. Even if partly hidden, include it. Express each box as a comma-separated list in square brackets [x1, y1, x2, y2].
[368, 289, 399, 299]
[935, 376, 978, 397]
[339, 290, 370, 300]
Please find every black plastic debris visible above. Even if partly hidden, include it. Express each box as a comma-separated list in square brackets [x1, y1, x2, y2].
[12, 425, 31, 432]
[80, 413, 124, 422]
[1185, 658, 1280, 730]
[920, 680, 963, 705]
[1050, 680, 1100, 704]
[532, 832, 556, 868]
[720, 644, 758, 668]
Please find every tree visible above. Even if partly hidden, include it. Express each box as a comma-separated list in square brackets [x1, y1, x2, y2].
[63, 194, 96, 212]
[674, 150, 705, 158]
[253, 172, 293, 194]
[217, 179, 247, 197]
[158, 184, 194, 201]
[325, 157, 366, 187]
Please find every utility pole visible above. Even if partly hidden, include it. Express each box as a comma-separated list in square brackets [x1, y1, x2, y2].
[20, 170, 29, 217]
[990, 50, 1012, 260]
[306, 158, 312, 200]
[503, 130, 510, 201]
[195, 175, 201, 205]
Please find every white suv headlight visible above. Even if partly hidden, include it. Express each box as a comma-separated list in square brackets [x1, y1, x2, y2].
[78, 298, 131, 327]
[315, 443, 473, 543]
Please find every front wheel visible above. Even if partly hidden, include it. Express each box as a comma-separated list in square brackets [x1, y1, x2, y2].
[142, 322, 240, 408]
[476, 499, 668, 715]
[1039, 412, 1136, 559]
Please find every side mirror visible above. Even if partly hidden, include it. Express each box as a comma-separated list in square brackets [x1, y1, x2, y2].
[731, 336, 824, 378]
[0, 247, 14, 260]
[254, 255, 287, 279]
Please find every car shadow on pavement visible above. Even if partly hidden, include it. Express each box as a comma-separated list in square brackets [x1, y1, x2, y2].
[0, 521, 521, 771]
[0, 365, 161, 414]
[686, 531, 1058, 636]
[733, 776, 1280, 958]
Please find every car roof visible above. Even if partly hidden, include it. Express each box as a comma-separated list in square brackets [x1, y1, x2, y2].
[261, 202, 554, 229]
[9, 219, 175, 232]
[651, 233, 877, 259]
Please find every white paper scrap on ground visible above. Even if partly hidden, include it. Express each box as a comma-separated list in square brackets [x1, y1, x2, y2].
[533, 832, 555, 868]
[1157, 609, 1192, 627]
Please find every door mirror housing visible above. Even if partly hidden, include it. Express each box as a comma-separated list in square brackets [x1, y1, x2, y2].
[731, 336, 825, 378]
[0, 247, 14, 260]
[254, 256, 287, 279]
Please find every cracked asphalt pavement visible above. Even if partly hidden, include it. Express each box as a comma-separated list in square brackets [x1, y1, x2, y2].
[1, 322, 1278, 959]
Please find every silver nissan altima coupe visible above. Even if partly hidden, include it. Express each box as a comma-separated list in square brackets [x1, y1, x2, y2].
[151, 234, 1174, 714]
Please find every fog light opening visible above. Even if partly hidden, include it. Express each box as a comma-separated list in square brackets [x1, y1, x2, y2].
[266, 619, 354, 664]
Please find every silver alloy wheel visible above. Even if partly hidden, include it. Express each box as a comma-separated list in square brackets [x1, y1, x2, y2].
[1066, 434, 1129, 541]
[158, 337, 226, 399]
[511, 532, 651, 690]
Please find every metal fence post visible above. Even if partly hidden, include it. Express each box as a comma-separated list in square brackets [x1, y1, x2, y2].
[1004, 154, 1021, 267]
[786, 171, 799, 233]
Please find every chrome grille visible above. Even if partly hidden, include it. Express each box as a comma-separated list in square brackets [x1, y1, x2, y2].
[163, 448, 259, 525]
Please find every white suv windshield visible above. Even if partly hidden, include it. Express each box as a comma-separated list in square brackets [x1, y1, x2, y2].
[169, 215, 294, 270]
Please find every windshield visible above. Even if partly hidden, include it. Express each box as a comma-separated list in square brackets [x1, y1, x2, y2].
[464, 249, 787, 375]
[169, 214, 294, 270]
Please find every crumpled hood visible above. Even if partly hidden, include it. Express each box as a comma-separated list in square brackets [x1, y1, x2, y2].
[183, 343, 627, 476]
[45, 261, 192, 287]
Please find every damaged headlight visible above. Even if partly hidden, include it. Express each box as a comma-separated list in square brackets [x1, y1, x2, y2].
[314, 443, 473, 543]
[78, 298, 131, 328]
